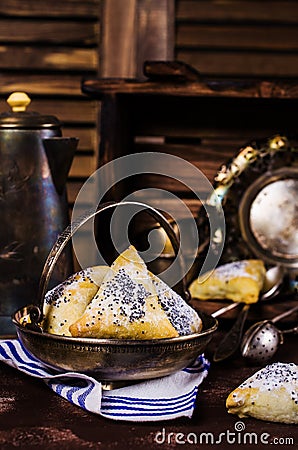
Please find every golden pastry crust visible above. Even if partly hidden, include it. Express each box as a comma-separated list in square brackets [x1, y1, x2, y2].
[69, 246, 179, 339]
[150, 272, 202, 335]
[226, 362, 298, 424]
[189, 259, 266, 304]
[42, 266, 108, 336]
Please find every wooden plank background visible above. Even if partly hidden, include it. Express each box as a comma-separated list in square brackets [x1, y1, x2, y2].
[0, 0, 101, 208]
[0, 0, 297, 213]
[175, 0, 298, 77]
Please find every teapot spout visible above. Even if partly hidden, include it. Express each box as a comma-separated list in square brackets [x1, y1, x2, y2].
[43, 137, 78, 195]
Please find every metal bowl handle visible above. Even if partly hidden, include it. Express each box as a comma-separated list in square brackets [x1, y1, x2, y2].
[36, 201, 189, 321]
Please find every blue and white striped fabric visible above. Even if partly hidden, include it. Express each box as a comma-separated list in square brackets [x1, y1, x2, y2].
[0, 339, 210, 422]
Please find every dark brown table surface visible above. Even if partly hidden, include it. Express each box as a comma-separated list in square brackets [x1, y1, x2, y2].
[0, 308, 297, 450]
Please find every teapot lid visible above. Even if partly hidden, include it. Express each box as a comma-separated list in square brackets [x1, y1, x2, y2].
[0, 92, 61, 129]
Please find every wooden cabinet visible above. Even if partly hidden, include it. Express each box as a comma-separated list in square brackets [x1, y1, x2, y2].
[82, 63, 298, 217]
[0, 0, 297, 212]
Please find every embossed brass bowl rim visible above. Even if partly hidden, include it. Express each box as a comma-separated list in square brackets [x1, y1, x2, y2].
[204, 134, 298, 272]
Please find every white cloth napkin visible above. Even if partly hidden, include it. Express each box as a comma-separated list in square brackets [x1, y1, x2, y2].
[0, 339, 210, 422]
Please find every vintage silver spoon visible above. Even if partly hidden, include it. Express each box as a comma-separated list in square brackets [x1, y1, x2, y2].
[241, 304, 298, 364]
[213, 265, 284, 362]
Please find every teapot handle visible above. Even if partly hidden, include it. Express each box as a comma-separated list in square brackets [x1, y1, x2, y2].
[34, 201, 189, 322]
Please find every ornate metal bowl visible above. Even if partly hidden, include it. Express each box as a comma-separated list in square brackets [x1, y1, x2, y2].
[12, 201, 217, 381]
[13, 306, 216, 380]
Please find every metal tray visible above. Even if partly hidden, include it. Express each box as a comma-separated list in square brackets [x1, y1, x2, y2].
[200, 134, 298, 279]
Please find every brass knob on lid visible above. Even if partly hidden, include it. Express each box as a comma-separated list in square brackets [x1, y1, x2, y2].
[7, 91, 31, 112]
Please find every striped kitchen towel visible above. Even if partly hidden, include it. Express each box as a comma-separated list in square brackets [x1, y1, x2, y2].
[0, 339, 210, 422]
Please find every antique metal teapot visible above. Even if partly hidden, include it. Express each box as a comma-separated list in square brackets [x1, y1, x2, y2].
[0, 92, 78, 335]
